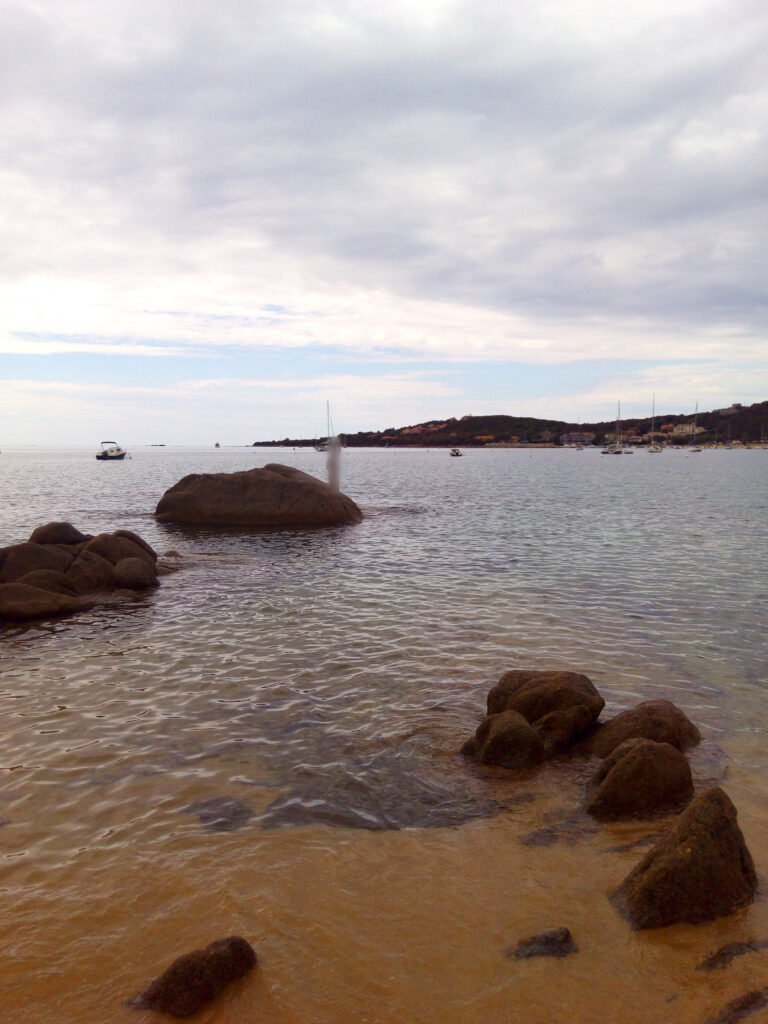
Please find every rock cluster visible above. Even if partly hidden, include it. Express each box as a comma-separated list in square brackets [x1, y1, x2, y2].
[0, 522, 159, 622]
[155, 463, 362, 527]
[463, 668, 758, 931]
[462, 670, 604, 767]
[126, 935, 257, 1018]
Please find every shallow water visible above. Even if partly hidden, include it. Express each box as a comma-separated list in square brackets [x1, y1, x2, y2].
[1, 445, 768, 1023]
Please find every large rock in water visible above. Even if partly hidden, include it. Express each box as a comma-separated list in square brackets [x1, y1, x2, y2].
[126, 936, 257, 1017]
[587, 699, 701, 757]
[585, 738, 694, 821]
[611, 787, 757, 929]
[155, 463, 362, 527]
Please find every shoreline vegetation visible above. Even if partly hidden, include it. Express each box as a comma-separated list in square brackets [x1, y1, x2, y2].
[252, 399, 768, 449]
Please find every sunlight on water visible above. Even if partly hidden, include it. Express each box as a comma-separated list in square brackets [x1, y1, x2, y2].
[1, 446, 767, 1022]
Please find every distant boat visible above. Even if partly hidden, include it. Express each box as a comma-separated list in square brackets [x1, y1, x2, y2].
[648, 395, 663, 453]
[602, 401, 628, 454]
[95, 441, 127, 461]
[691, 403, 702, 452]
[450, 447, 463, 457]
[315, 401, 333, 452]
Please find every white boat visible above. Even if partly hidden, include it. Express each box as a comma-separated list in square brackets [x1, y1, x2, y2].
[648, 395, 663, 452]
[95, 441, 127, 461]
[449, 447, 463, 457]
[602, 402, 628, 453]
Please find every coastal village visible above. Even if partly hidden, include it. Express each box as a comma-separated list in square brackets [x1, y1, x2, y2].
[256, 399, 768, 450]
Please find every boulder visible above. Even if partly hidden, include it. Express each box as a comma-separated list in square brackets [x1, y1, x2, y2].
[155, 463, 362, 527]
[587, 699, 701, 758]
[126, 936, 257, 1017]
[65, 550, 116, 595]
[508, 927, 578, 959]
[113, 557, 159, 590]
[486, 670, 604, 744]
[534, 705, 596, 757]
[28, 522, 90, 546]
[17, 569, 79, 596]
[114, 529, 157, 561]
[611, 787, 757, 929]
[585, 739, 694, 821]
[0, 542, 74, 582]
[0, 583, 94, 622]
[84, 533, 156, 567]
[461, 710, 546, 770]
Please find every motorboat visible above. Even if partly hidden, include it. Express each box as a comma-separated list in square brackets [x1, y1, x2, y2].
[449, 447, 463, 457]
[95, 441, 127, 461]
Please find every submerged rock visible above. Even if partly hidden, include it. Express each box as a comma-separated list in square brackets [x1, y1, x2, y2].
[126, 936, 257, 1018]
[508, 927, 578, 960]
[705, 990, 768, 1024]
[586, 699, 701, 758]
[183, 796, 255, 832]
[611, 787, 757, 930]
[585, 738, 694, 821]
[155, 463, 362, 527]
[461, 710, 546, 770]
[697, 940, 768, 972]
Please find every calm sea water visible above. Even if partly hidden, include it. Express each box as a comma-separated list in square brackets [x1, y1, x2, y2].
[1, 446, 767, 1023]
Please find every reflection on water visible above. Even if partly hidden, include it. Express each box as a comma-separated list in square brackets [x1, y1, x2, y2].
[1, 446, 768, 1022]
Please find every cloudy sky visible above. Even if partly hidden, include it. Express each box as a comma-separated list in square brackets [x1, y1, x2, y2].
[2, 0, 767, 444]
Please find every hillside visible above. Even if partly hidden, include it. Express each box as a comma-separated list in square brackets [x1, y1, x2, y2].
[254, 400, 768, 448]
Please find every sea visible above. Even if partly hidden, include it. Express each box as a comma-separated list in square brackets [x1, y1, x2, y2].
[1, 445, 767, 1023]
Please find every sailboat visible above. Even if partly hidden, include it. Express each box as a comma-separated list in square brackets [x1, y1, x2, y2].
[314, 402, 333, 452]
[691, 403, 702, 452]
[648, 395, 663, 453]
[602, 402, 630, 454]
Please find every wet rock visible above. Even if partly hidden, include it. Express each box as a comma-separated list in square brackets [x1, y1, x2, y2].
[17, 569, 79, 596]
[585, 739, 694, 821]
[184, 796, 255, 831]
[487, 671, 605, 743]
[706, 989, 768, 1024]
[0, 541, 74, 582]
[534, 705, 596, 757]
[697, 939, 768, 971]
[0, 526, 162, 622]
[508, 927, 578, 959]
[126, 935, 257, 1018]
[0, 582, 95, 622]
[114, 529, 158, 561]
[611, 787, 757, 930]
[84, 532, 156, 567]
[113, 557, 159, 590]
[28, 521, 90, 545]
[65, 550, 116, 595]
[586, 699, 701, 758]
[155, 463, 362, 527]
[461, 711, 546, 770]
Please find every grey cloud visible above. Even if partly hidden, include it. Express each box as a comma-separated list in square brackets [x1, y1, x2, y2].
[2, 0, 768, 338]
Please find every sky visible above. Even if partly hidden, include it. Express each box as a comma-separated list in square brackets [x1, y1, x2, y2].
[2, 0, 767, 444]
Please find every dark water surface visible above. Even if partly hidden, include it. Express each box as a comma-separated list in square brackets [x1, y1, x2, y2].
[1, 446, 767, 1023]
